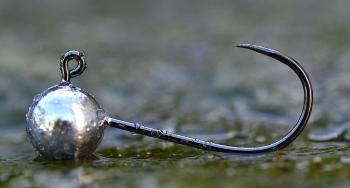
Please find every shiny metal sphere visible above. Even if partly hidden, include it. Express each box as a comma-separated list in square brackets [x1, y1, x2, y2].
[26, 82, 107, 159]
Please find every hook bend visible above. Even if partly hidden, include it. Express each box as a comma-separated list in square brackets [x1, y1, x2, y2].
[107, 44, 313, 154]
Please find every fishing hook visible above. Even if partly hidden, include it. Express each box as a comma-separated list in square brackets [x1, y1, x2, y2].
[106, 44, 313, 153]
[26, 44, 313, 159]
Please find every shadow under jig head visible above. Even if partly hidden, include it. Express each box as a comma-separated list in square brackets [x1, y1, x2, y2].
[26, 44, 313, 160]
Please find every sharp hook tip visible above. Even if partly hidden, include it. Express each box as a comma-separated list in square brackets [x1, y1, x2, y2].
[233, 44, 264, 50]
[233, 44, 279, 56]
[233, 44, 251, 48]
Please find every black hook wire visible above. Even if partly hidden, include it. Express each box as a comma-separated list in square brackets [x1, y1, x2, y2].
[107, 44, 313, 154]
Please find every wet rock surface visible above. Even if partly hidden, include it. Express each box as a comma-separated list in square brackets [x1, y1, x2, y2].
[1, 0, 350, 187]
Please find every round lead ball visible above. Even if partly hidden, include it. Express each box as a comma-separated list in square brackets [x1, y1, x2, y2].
[26, 51, 106, 159]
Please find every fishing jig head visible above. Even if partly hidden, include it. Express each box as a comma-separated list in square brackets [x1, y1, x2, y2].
[26, 44, 313, 160]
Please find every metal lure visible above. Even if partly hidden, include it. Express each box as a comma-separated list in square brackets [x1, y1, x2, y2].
[26, 44, 313, 159]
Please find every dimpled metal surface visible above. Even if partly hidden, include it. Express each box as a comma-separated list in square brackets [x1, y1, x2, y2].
[26, 83, 107, 159]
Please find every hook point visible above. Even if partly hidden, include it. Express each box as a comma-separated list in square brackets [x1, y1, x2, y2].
[233, 43, 252, 48]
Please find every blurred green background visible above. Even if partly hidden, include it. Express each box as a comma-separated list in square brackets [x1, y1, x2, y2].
[1, 0, 350, 187]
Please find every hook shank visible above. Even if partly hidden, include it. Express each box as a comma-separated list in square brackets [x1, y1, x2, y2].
[107, 44, 313, 154]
